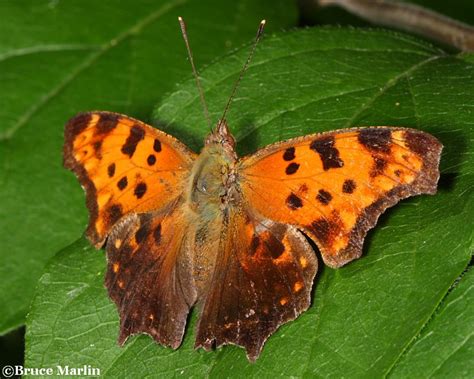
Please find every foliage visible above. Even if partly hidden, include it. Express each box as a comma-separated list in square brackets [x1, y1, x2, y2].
[24, 24, 474, 376]
[0, 0, 296, 334]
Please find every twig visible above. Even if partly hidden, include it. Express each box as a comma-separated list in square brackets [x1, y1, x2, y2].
[318, 0, 474, 51]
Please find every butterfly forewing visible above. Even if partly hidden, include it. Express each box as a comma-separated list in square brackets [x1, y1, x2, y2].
[239, 127, 442, 268]
[63, 111, 196, 246]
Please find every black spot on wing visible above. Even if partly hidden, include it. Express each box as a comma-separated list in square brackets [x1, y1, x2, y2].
[317, 189, 332, 205]
[358, 129, 391, 153]
[108, 163, 116, 177]
[310, 136, 344, 170]
[135, 224, 149, 244]
[404, 130, 442, 157]
[370, 156, 387, 177]
[121, 125, 145, 157]
[286, 193, 303, 210]
[285, 162, 300, 175]
[342, 179, 356, 194]
[96, 113, 119, 135]
[283, 147, 295, 161]
[153, 139, 162, 153]
[93, 141, 102, 153]
[66, 113, 92, 137]
[117, 176, 128, 190]
[134, 182, 147, 199]
[147, 154, 156, 166]
[107, 204, 123, 225]
[266, 236, 285, 259]
[309, 219, 332, 244]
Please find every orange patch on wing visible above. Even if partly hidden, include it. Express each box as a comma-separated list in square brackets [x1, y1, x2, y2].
[240, 127, 442, 267]
[293, 282, 303, 292]
[63, 111, 196, 246]
[299, 256, 308, 268]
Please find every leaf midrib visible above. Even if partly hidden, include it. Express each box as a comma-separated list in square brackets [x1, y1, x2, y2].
[0, 44, 99, 63]
[385, 262, 473, 377]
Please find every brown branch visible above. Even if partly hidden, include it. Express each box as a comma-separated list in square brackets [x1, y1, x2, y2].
[318, 0, 474, 51]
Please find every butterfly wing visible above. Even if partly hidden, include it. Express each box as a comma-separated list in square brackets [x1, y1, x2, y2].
[105, 201, 197, 348]
[195, 206, 317, 361]
[64, 111, 198, 348]
[239, 127, 442, 268]
[63, 111, 196, 246]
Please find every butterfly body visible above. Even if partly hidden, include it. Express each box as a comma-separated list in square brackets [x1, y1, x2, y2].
[188, 121, 238, 215]
[183, 122, 240, 294]
[64, 111, 441, 361]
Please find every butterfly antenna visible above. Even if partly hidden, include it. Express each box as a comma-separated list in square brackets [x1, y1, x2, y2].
[178, 16, 212, 130]
[219, 19, 266, 126]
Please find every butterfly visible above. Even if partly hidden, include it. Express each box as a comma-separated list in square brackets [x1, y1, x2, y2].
[63, 18, 442, 361]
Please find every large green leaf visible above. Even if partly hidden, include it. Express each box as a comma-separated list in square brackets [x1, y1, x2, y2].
[0, 0, 297, 334]
[390, 266, 474, 378]
[25, 28, 473, 377]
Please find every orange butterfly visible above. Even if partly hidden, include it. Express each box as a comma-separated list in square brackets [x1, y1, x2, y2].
[63, 19, 442, 361]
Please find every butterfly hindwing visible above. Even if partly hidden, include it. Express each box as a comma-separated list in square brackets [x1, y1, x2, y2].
[105, 200, 197, 348]
[195, 206, 317, 361]
[239, 127, 442, 268]
[63, 111, 196, 246]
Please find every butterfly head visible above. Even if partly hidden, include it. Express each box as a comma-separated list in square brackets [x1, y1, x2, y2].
[205, 119, 236, 152]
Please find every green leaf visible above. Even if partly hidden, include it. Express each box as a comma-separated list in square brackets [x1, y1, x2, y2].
[390, 267, 474, 378]
[25, 28, 473, 376]
[0, 0, 297, 334]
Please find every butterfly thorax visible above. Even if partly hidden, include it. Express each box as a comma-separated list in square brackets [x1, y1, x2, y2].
[187, 120, 239, 215]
